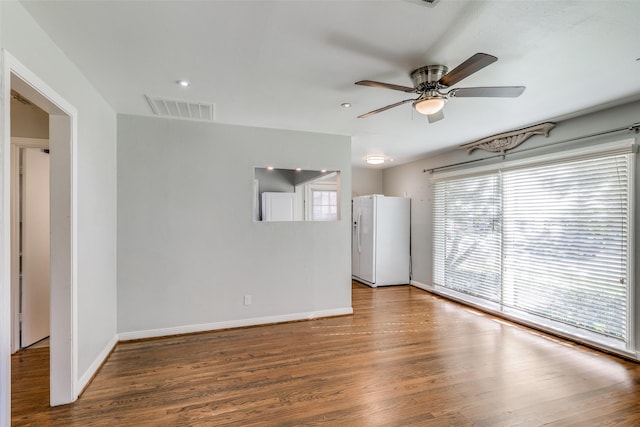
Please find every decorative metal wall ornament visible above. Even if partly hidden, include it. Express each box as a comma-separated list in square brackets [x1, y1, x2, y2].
[461, 122, 556, 154]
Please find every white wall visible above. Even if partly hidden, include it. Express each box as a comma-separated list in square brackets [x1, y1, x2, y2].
[0, 3, 7, 423]
[352, 166, 382, 197]
[0, 0, 118, 414]
[117, 115, 352, 337]
[382, 98, 640, 350]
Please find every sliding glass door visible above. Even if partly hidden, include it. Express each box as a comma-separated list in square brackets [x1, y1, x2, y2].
[432, 144, 634, 354]
[502, 155, 629, 341]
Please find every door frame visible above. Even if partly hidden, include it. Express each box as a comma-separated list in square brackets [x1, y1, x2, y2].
[1, 49, 79, 422]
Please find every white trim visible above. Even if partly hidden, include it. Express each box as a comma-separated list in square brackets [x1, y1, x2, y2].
[9, 144, 19, 354]
[77, 335, 118, 394]
[118, 308, 354, 341]
[1, 49, 12, 427]
[432, 138, 637, 180]
[410, 280, 431, 292]
[10, 137, 49, 149]
[1, 50, 79, 412]
[626, 150, 636, 353]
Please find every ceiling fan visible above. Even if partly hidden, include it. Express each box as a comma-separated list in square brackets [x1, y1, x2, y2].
[355, 53, 525, 123]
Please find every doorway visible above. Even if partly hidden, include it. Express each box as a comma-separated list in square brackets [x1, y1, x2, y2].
[1, 51, 78, 420]
[11, 138, 51, 352]
[10, 88, 51, 353]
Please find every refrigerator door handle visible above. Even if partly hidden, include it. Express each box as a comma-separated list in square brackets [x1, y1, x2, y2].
[357, 210, 362, 253]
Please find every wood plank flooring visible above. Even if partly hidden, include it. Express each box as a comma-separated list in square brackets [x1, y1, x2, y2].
[12, 282, 640, 426]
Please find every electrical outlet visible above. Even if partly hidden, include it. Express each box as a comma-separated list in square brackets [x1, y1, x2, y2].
[244, 295, 252, 306]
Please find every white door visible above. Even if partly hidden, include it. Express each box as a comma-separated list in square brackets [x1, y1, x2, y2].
[21, 148, 51, 348]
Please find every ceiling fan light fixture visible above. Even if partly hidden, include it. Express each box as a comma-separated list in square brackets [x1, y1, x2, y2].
[366, 155, 386, 165]
[413, 97, 446, 115]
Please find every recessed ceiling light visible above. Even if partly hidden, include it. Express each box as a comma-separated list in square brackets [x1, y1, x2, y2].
[295, 168, 302, 172]
[267, 166, 274, 171]
[321, 169, 327, 173]
[177, 80, 191, 87]
[341, 102, 351, 108]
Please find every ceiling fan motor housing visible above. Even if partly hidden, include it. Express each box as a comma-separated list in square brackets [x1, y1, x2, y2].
[410, 65, 448, 91]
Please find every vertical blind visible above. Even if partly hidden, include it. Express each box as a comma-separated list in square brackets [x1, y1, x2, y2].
[433, 149, 633, 349]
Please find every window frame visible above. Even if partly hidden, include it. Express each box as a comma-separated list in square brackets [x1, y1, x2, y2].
[304, 182, 338, 221]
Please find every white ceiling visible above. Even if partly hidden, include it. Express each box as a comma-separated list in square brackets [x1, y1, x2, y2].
[21, 0, 640, 168]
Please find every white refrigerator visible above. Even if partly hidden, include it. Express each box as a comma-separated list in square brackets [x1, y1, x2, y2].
[352, 195, 410, 287]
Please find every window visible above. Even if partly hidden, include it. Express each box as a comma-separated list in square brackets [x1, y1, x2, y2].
[432, 141, 634, 354]
[303, 172, 339, 221]
[433, 174, 502, 303]
[311, 189, 337, 221]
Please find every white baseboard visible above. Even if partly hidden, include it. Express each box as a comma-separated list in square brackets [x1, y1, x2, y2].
[77, 334, 118, 394]
[410, 280, 639, 362]
[118, 307, 354, 341]
[410, 280, 433, 292]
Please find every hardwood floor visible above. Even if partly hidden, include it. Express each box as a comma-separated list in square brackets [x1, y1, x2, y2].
[12, 282, 640, 426]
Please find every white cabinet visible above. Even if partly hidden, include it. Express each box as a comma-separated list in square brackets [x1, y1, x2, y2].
[262, 192, 296, 221]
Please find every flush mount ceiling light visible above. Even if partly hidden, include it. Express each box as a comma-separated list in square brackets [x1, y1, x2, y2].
[177, 79, 191, 87]
[413, 96, 446, 115]
[366, 155, 386, 165]
[341, 102, 352, 108]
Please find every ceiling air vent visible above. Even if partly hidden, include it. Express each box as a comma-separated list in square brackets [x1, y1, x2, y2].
[145, 95, 215, 121]
[405, 0, 441, 7]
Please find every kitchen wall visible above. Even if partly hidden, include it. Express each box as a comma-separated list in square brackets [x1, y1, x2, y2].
[352, 166, 382, 197]
[117, 115, 352, 337]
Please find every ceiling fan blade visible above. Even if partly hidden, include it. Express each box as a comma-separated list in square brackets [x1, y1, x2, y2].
[427, 110, 444, 123]
[358, 99, 415, 118]
[439, 53, 498, 87]
[449, 86, 526, 98]
[355, 80, 416, 93]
